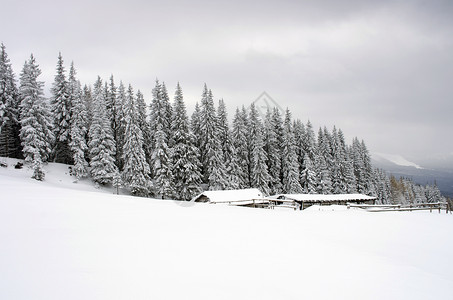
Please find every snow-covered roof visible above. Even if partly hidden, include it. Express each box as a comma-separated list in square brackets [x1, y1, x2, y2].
[271, 193, 376, 202]
[192, 188, 264, 203]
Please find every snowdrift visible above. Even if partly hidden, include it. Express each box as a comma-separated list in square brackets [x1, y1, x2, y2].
[1, 159, 453, 300]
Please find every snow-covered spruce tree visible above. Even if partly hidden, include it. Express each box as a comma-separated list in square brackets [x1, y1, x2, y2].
[315, 154, 332, 194]
[302, 120, 317, 161]
[293, 119, 306, 172]
[88, 76, 118, 185]
[300, 153, 317, 193]
[263, 108, 283, 194]
[136, 89, 152, 164]
[122, 84, 151, 196]
[217, 99, 241, 190]
[152, 123, 174, 198]
[338, 129, 356, 193]
[149, 80, 173, 178]
[281, 109, 303, 194]
[217, 99, 230, 158]
[225, 142, 242, 190]
[199, 85, 227, 189]
[18, 54, 54, 180]
[67, 62, 88, 180]
[191, 102, 202, 152]
[170, 83, 202, 200]
[50, 53, 72, 164]
[248, 103, 271, 195]
[149, 80, 171, 150]
[82, 85, 93, 128]
[330, 126, 345, 194]
[114, 81, 126, 170]
[0, 43, 22, 158]
[231, 106, 250, 188]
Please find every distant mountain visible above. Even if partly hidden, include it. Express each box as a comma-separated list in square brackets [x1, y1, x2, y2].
[372, 153, 453, 198]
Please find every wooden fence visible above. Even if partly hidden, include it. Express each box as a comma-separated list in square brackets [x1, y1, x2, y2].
[347, 202, 451, 213]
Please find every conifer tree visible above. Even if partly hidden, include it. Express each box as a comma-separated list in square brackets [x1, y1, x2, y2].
[281, 109, 303, 193]
[199, 84, 227, 188]
[248, 103, 271, 195]
[300, 153, 317, 193]
[231, 106, 249, 188]
[114, 82, 126, 170]
[171, 83, 202, 199]
[263, 108, 283, 194]
[152, 123, 174, 198]
[122, 84, 151, 196]
[50, 53, 72, 164]
[191, 102, 202, 152]
[88, 76, 117, 185]
[136, 89, 152, 164]
[67, 62, 88, 180]
[0, 43, 21, 158]
[18, 55, 54, 180]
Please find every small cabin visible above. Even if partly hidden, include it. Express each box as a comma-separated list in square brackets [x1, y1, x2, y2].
[192, 188, 268, 207]
[271, 193, 376, 210]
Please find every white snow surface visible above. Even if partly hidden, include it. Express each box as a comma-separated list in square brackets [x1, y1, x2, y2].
[1, 158, 453, 300]
[373, 152, 424, 169]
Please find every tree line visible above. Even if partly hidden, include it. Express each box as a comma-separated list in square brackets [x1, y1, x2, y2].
[0, 44, 445, 204]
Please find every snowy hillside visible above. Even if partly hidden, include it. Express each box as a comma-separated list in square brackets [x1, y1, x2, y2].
[1, 160, 453, 300]
[373, 152, 424, 169]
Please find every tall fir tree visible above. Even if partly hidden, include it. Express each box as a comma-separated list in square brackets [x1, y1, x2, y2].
[231, 106, 250, 188]
[122, 84, 151, 196]
[199, 84, 227, 189]
[136, 89, 152, 164]
[114, 82, 126, 170]
[0, 43, 21, 158]
[281, 109, 303, 193]
[300, 153, 317, 193]
[151, 123, 174, 198]
[263, 108, 283, 194]
[67, 62, 89, 180]
[18, 54, 54, 180]
[50, 53, 72, 164]
[88, 76, 118, 185]
[247, 103, 271, 194]
[171, 83, 202, 200]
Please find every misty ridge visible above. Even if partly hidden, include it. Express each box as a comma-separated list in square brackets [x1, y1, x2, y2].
[1, 45, 449, 206]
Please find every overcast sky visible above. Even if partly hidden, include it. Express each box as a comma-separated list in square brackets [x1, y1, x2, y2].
[2, 0, 453, 168]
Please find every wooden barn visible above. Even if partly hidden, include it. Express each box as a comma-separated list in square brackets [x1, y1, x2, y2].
[270, 193, 376, 210]
[191, 188, 268, 208]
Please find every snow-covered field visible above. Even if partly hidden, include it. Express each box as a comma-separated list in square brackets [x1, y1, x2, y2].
[1, 158, 452, 300]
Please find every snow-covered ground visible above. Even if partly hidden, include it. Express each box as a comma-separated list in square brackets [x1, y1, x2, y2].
[1, 158, 452, 300]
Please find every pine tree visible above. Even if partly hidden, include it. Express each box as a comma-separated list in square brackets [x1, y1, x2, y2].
[18, 55, 54, 180]
[114, 82, 126, 170]
[152, 123, 174, 198]
[136, 89, 152, 164]
[122, 84, 151, 196]
[231, 106, 249, 188]
[0, 43, 21, 158]
[199, 85, 227, 189]
[248, 103, 271, 195]
[50, 53, 72, 164]
[171, 83, 202, 200]
[67, 62, 88, 180]
[88, 76, 117, 185]
[263, 108, 283, 194]
[281, 109, 303, 194]
[338, 129, 356, 193]
[300, 153, 317, 193]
